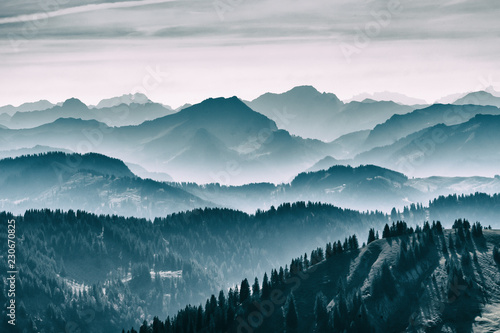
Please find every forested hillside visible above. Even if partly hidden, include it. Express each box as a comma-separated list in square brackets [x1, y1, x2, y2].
[0, 204, 385, 332]
[127, 220, 500, 333]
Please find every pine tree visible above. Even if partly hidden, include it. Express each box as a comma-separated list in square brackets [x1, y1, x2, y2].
[262, 273, 271, 299]
[278, 267, 285, 286]
[218, 290, 226, 309]
[314, 292, 328, 332]
[252, 277, 260, 298]
[240, 278, 251, 304]
[351, 234, 359, 250]
[285, 294, 299, 333]
[382, 224, 391, 238]
[367, 228, 376, 244]
[448, 234, 455, 252]
[139, 321, 149, 333]
[493, 245, 500, 265]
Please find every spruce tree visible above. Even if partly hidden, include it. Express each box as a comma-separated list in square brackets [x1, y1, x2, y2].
[367, 228, 376, 244]
[285, 294, 299, 333]
[252, 277, 260, 298]
[382, 224, 391, 238]
[314, 292, 328, 332]
[262, 273, 271, 299]
[240, 278, 251, 304]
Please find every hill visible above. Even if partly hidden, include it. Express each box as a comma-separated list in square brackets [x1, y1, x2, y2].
[0, 204, 388, 333]
[0, 145, 73, 159]
[128, 220, 500, 332]
[177, 165, 500, 215]
[0, 152, 210, 217]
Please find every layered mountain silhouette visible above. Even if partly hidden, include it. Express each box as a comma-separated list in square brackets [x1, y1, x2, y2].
[177, 164, 500, 214]
[0, 96, 335, 184]
[3, 86, 500, 333]
[2, 87, 500, 184]
[0, 145, 73, 159]
[347, 91, 428, 105]
[355, 114, 500, 177]
[91, 92, 152, 109]
[453, 91, 500, 107]
[0, 99, 55, 115]
[361, 104, 500, 152]
[246, 86, 414, 141]
[0, 152, 212, 217]
[0, 97, 175, 128]
[3, 151, 500, 216]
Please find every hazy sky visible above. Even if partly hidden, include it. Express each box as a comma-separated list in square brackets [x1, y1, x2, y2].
[1, 0, 499, 108]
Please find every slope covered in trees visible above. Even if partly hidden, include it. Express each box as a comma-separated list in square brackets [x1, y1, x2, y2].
[2, 194, 499, 332]
[0, 203, 385, 332]
[0, 152, 211, 217]
[129, 220, 500, 333]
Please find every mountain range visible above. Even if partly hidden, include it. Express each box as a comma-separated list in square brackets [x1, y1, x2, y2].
[0, 97, 175, 129]
[453, 91, 500, 108]
[2, 86, 500, 333]
[245, 86, 416, 141]
[346, 91, 429, 105]
[1, 87, 499, 183]
[3, 152, 500, 218]
[354, 114, 500, 177]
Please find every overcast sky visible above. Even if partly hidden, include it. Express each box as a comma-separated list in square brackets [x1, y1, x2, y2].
[1, 0, 499, 107]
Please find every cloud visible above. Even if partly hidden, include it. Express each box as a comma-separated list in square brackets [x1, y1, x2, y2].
[0, 0, 176, 25]
[0, 0, 498, 108]
[1, 0, 499, 43]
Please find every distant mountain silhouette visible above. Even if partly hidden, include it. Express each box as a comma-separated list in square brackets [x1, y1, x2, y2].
[327, 129, 370, 159]
[453, 91, 500, 107]
[178, 163, 500, 214]
[246, 86, 343, 140]
[0, 99, 55, 115]
[336, 100, 413, 139]
[92, 92, 152, 108]
[0, 145, 73, 159]
[119, 97, 337, 183]
[347, 91, 428, 105]
[305, 155, 342, 172]
[0, 96, 336, 183]
[0, 97, 175, 128]
[246, 86, 414, 141]
[124, 162, 173, 182]
[356, 114, 500, 177]
[363, 104, 500, 151]
[0, 152, 211, 217]
[3, 93, 500, 183]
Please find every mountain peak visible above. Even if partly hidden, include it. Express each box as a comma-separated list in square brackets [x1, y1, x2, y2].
[454, 91, 500, 107]
[346, 91, 428, 105]
[62, 98, 87, 110]
[94, 92, 152, 109]
[194, 96, 250, 111]
[286, 85, 321, 95]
